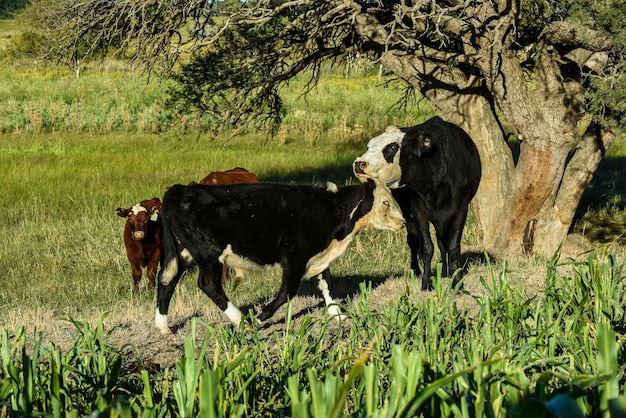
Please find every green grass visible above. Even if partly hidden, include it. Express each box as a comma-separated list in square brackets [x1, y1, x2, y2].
[0, 20, 625, 416]
[1, 130, 625, 417]
[0, 66, 173, 133]
[0, 42, 433, 136]
[0, 131, 366, 323]
[0, 18, 21, 50]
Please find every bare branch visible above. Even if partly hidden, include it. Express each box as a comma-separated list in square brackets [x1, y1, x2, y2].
[540, 20, 616, 51]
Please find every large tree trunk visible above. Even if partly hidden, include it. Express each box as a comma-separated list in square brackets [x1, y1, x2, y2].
[485, 52, 615, 257]
[379, 49, 615, 259]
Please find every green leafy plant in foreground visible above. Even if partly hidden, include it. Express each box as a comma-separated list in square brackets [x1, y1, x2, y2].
[0, 313, 133, 417]
[1, 252, 626, 417]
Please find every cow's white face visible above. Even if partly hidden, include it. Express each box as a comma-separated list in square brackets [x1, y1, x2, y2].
[367, 181, 405, 231]
[353, 126, 404, 188]
[129, 204, 150, 240]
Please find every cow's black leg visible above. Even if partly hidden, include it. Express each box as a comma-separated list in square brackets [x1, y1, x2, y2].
[258, 262, 304, 322]
[408, 197, 434, 291]
[197, 262, 244, 326]
[435, 214, 453, 277]
[392, 188, 423, 278]
[438, 207, 468, 288]
[416, 218, 435, 291]
[405, 222, 422, 277]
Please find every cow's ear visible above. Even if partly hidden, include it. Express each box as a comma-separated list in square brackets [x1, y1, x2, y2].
[148, 201, 161, 220]
[116, 207, 129, 218]
[410, 134, 434, 158]
[148, 198, 162, 213]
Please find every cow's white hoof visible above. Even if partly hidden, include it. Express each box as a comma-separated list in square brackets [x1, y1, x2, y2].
[327, 304, 348, 321]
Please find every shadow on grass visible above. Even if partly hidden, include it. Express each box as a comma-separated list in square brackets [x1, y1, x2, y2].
[246, 249, 496, 328]
[573, 156, 626, 244]
[579, 156, 626, 207]
[262, 164, 355, 185]
[463, 250, 497, 268]
[165, 248, 496, 332]
[255, 140, 365, 185]
[254, 273, 393, 328]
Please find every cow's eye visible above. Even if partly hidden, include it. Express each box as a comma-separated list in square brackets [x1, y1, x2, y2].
[383, 142, 400, 163]
[383, 200, 390, 212]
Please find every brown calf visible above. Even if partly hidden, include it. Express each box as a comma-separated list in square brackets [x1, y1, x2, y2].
[116, 197, 162, 293]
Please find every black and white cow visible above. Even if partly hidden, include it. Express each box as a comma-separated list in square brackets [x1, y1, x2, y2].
[353, 116, 481, 290]
[155, 180, 405, 333]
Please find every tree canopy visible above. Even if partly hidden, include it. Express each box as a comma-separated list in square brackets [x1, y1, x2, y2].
[42, 0, 625, 132]
[35, 0, 626, 256]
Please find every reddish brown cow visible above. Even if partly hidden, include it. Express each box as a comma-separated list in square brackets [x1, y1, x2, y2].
[116, 198, 162, 293]
[196, 167, 260, 288]
[196, 167, 260, 185]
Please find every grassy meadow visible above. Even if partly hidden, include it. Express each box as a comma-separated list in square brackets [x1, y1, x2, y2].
[0, 130, 412, 333]
[1, 17, 626, 416]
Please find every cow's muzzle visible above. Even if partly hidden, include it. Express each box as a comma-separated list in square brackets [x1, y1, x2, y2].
[353, 160, 370, 178]
[133, 231, 146, 240]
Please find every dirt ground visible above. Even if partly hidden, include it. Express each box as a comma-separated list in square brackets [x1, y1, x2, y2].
[100, 234, 602, 370]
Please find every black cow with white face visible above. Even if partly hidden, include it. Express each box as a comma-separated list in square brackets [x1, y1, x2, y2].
[154, 180, 405, 334]
[353, 116, 481, 290]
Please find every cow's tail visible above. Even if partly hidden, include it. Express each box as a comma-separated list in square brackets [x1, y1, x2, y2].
[157, 214, 183, 287]
[155, 212, 191, 335]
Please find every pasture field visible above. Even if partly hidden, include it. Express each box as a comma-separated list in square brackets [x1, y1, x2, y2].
[1, 20, 626, 415]
[2, 110, 626, 418]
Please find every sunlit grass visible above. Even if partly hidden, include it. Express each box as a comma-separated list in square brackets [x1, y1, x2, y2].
[0, 52, 431, 138]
